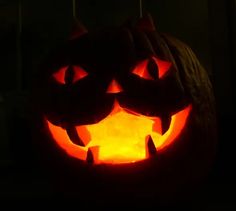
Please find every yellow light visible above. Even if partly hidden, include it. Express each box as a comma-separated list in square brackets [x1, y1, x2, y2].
[47, 101, 191, 164]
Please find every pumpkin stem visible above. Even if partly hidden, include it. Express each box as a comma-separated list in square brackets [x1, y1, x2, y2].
[69, 0, 88, 40]
[72, 0, 77, 20]
[139, 0, 143, 18]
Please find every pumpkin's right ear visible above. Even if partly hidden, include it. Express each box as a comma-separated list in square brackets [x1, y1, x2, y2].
[136, 13, 156, 32]
[69, 20, 88, 40]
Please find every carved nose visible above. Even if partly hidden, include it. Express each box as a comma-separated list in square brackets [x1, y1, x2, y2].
[106, 79, 123, 94]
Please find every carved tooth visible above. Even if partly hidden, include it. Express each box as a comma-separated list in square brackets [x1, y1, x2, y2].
[161, 114, 171, 135]
[86, 148, 94, 164]
[65, 125, 85, 146]
[86, 146, 99, 164]
[146, 135, 157, 157]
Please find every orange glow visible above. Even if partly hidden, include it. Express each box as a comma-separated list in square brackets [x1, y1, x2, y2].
[73, 66, 88, 83]
[47, 101, 191, 164]
[132, 57, 172, 80]
[152, 57, 172, 78]
[52, 66, 68, 84]
[106, 79, 123, 94]
[52, 65, 88, 84]
[47, 120, 87, 160]
[132, 60, 153, 80]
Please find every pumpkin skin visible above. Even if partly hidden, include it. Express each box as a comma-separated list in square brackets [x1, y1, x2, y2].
[31, 15, 217, 205]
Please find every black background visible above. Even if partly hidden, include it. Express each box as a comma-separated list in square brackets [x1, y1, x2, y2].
[0, 0, 235, 209]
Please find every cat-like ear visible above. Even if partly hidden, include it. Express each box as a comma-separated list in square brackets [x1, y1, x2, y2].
[136, 13, 156, 32]
[69, 20, 88, 40]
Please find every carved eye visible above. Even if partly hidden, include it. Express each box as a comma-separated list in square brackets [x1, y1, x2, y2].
[53, 65, 88, 85]
[52, 66, 67, 84]
[132, 57, 172, 80]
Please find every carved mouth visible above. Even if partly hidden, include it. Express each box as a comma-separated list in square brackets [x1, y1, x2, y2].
[46, 100, 191, 165]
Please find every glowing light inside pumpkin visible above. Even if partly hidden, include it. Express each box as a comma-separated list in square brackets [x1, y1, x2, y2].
[106, 79, 123, 93]
[132, 60, 153, 80]
[152, 57, 172, 78]
[132, 57, 172, 80]
[52, 65, 88, 84]
[47, 101, 191, 164]
[73, 66, 88, 83]
[52, 66, 68, 84]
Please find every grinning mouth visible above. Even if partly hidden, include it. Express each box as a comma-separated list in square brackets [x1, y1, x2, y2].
[46, 100, 191, 165]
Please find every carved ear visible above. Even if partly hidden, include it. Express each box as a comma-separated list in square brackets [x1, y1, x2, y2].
[69, 20, 88, 40]
[136, 13, 156, 32]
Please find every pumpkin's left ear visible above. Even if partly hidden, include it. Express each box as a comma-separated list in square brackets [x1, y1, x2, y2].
[136, 13, 156, 32]
[69, 20, 88, 40]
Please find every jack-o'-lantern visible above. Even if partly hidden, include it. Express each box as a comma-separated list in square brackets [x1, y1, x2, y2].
[31, 15, 217, 205]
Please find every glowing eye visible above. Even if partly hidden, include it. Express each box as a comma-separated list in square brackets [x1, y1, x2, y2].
[152, 57, 172, 79]
[132, 60, 153, 80]
[53, 66, 68, 84]
[53, 65, 88, 84]
[132, 57, 172, 80]
[72, 65, 88, 83]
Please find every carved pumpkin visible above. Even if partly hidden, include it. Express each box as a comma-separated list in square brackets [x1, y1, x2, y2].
[32, 15, 217, 204]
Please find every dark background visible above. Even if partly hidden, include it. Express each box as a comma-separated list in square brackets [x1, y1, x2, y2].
[0, 0, 235, 209]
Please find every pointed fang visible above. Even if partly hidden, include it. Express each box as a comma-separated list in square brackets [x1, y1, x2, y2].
[145, 135, 157, 157]
[66, 125, 85, 147]
[161, 114, 171, 135]
[86, 146, 99, 164]
[86, 148, 94, 164]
